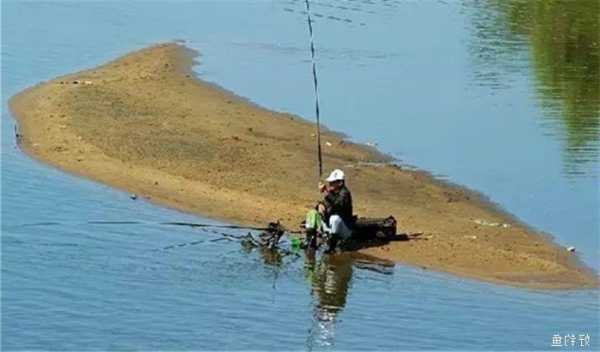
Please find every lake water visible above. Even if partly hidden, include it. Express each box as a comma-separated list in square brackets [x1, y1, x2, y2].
[2, 0, 598, 350]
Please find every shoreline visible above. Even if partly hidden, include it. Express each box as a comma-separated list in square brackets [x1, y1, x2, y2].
[10, 42, 598, 289]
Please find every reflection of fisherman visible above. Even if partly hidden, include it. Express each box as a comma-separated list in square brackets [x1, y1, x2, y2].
[305, 253, 354, 348]
[305, 169, 353, 252]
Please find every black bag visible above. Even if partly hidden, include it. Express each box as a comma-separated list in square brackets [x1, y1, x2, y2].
[352, 216, 397, 239]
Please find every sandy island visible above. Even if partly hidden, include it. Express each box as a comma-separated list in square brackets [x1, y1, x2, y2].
[10, 43, 598, 289]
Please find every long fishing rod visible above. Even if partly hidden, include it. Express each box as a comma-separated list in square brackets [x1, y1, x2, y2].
[11, 220, 272, 231]
[10, 220, 306, 234]
[8, 220, 307, 253]
[304, 0, 323, 178]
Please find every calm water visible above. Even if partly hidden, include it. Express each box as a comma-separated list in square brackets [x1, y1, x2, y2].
[2, 1, 598, 350]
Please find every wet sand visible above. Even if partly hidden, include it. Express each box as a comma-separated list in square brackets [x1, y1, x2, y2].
[10, 43, 598, 289]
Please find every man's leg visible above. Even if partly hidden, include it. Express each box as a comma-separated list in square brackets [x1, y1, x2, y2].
[304, 209, 322, 249]
[329, 215, 352, 239]
[326, 215, 352, 252]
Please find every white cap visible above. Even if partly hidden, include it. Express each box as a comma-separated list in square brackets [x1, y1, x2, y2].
[326, 169, 345, 182]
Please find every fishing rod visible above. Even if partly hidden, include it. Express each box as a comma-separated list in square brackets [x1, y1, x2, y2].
[9, 219, 306, 235]
[304, 0, 323, 178]
[10, 220, 273, 232]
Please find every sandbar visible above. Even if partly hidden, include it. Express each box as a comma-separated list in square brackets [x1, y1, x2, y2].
[10, 43, 598, 289]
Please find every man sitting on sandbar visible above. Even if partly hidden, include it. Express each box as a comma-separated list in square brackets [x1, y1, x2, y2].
[305, 169, 354, 252]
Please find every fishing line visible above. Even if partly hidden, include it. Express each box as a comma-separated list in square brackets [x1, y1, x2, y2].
[304, 0, 324, 178]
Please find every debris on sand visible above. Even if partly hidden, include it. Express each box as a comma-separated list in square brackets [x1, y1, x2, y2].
[474, 219, 510, 228]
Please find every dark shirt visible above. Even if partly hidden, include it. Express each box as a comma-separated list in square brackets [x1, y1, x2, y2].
[324, 185, 353, 225]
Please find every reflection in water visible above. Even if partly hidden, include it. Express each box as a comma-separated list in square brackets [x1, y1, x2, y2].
[254, 244, 394, 349]
[303, 251, 394, 349]
[259, 247, 284, 268]
[466, 0, 599, 176]
[304, 251, 353, 348]
[248, 233, 395, 348]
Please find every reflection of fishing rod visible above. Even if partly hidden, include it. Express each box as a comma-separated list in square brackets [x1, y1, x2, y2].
[304, 0, 323, 178]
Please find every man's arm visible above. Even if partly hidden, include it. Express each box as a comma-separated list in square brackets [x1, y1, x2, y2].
[324, 192, 343, 215]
